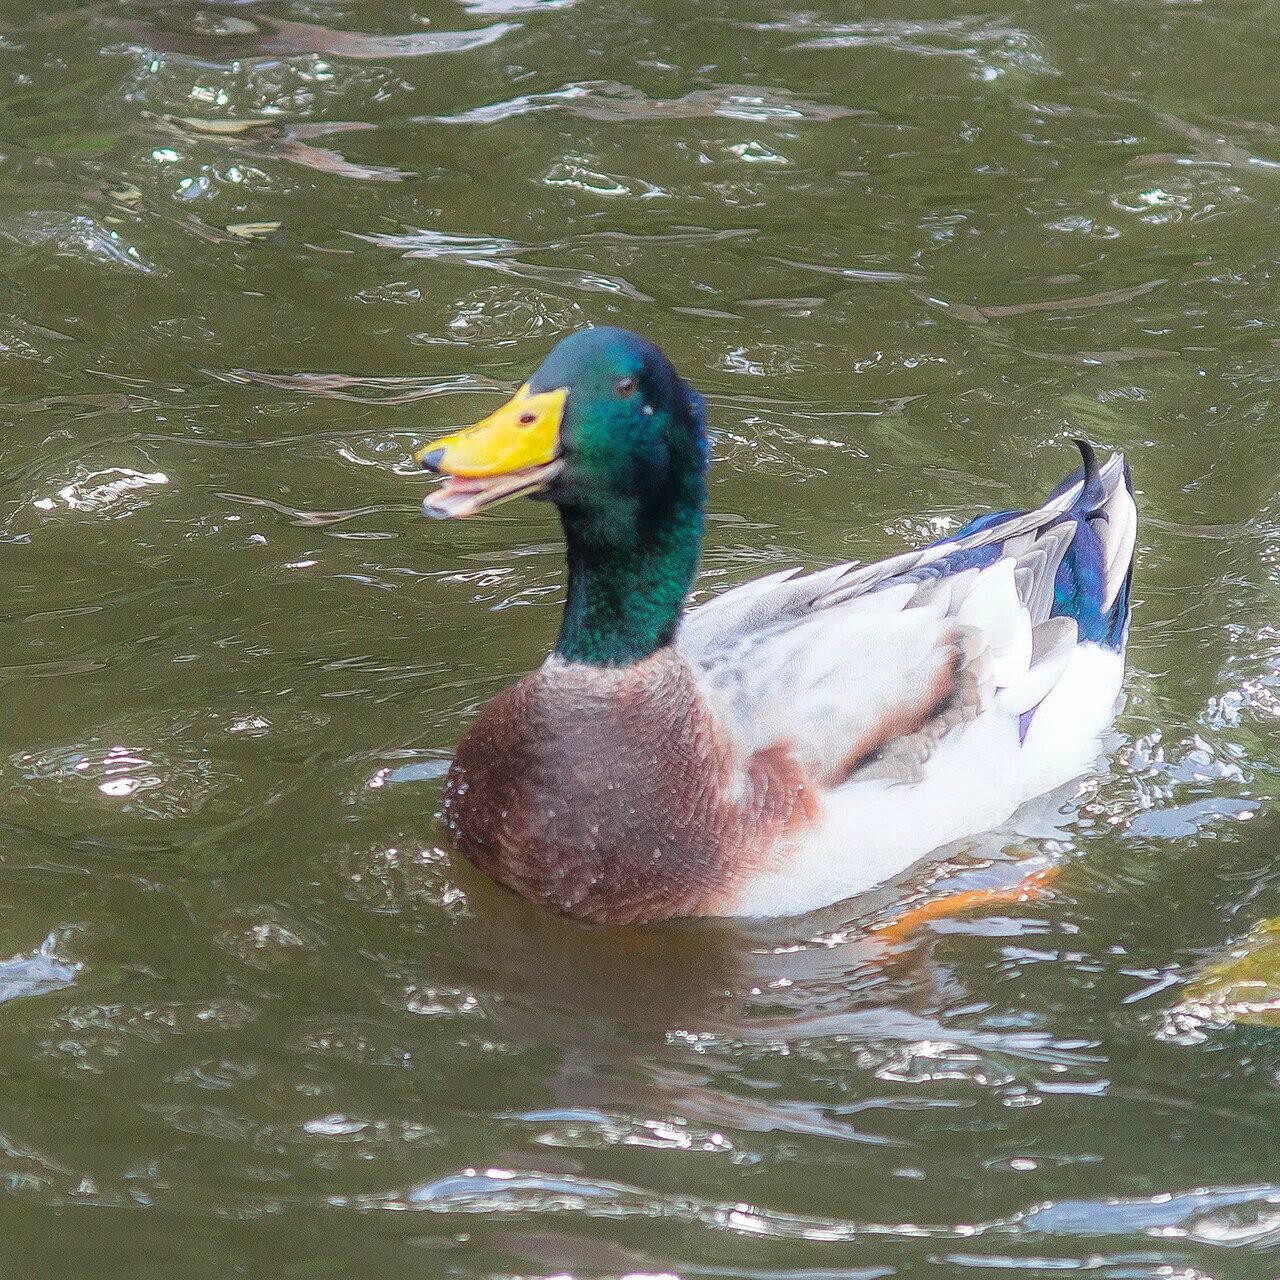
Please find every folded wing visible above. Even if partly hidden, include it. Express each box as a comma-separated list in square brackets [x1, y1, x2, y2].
[678, 448, 1136, 792]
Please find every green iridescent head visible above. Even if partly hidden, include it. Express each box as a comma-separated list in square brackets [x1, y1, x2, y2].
[417, 327, 710, 666]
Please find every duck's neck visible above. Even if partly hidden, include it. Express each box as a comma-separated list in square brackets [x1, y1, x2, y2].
[554, 476, 705, 667]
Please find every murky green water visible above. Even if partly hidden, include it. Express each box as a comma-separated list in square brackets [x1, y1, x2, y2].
[2, 1, 1279, 1274]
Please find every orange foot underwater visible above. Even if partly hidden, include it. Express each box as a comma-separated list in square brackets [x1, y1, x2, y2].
[871, 865, 1063, 950]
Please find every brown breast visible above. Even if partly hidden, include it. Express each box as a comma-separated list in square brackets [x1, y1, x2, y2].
[441, 648, 817, 924]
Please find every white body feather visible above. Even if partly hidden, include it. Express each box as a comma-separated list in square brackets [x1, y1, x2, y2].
[677, 452, 1137, 918]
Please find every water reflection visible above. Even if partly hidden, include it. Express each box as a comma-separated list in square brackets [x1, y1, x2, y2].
[107, 12, 517, 62]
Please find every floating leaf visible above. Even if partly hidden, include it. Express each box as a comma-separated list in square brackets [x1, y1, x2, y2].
[174, 116, 275, 136]
[225, 221, 283, 241]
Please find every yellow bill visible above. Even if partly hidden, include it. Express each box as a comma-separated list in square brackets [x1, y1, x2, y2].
[414, 384, 568, 519]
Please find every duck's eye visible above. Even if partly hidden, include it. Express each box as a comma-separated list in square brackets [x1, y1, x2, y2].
[518, 412, 537, 425]
[614, 376, 637, 399]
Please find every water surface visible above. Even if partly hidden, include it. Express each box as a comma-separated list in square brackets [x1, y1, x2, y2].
[1, 1, 1279, 1275]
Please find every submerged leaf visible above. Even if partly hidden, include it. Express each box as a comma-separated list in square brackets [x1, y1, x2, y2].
[225, 221, 283, 240]
[1181, 917, 1280, 1028]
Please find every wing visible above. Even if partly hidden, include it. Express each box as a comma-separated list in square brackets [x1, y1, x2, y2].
[678, 447, 1136, 787]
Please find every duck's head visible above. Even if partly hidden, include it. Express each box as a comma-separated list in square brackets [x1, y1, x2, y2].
[414, 326, 707, 520]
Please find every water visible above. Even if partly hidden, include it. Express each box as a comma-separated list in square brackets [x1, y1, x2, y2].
[1, 0, 1279, 1274]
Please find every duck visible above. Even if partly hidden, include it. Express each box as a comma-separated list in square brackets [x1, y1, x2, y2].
[414, 327, 1137, 926]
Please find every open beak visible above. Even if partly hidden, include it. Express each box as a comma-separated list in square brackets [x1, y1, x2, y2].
[414, 384, 568, 519]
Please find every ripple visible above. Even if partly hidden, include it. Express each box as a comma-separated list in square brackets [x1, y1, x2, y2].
[351, 227, 654, 301]
[544, 156, 663, 198]
[207, 367, 505, 404]
[340, 844, 469, 920]
[216, 905, 316, 971]
[1010, 1183, 1280, 1248]
[412, 285, 586, 347]
[428, 79, 863, 125]
[507, 1106, 744, 1158]
[106, 13, 517, 63]
[295, 1018, 419, 1071]
[6, 740, 224, 820]
[914, 277, 1168, 327]
[27, 466, 169, 517]
[459, 0, 576, 12]
[334, 1162, 1280, 1271]
[2, 212, 152, 273]
[153, 115, 413, 183]
[109, 32, 424, 121]
[748, 16, 1058, 80]
[43, 997, 257, 1077]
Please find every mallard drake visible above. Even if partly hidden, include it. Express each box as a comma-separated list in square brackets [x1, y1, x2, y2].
[415, 327, 1137, 926]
